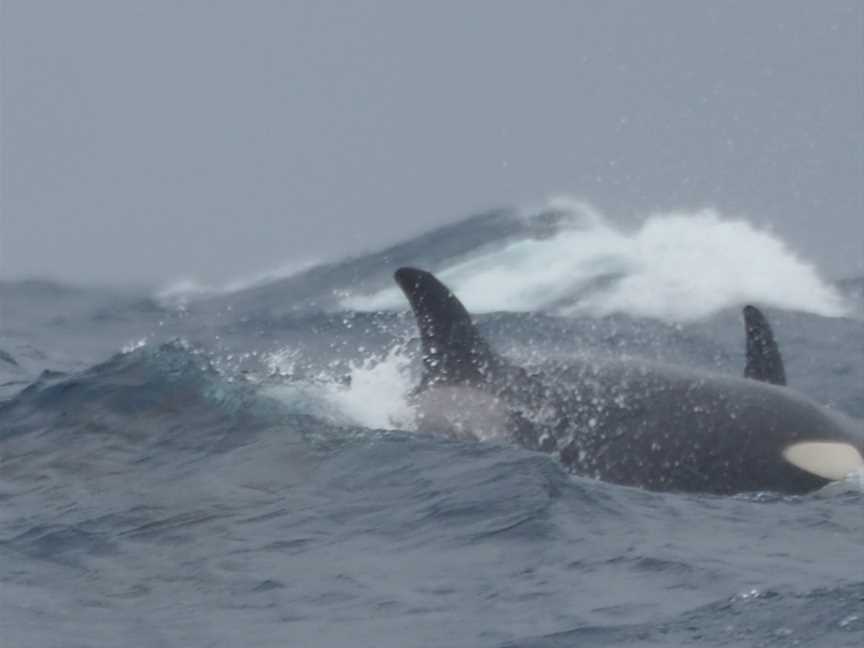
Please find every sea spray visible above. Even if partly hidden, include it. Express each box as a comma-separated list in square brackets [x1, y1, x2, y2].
[344, 200, 848, 322]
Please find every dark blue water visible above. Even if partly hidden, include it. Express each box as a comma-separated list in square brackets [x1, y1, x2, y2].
[1, 209, 862, 647]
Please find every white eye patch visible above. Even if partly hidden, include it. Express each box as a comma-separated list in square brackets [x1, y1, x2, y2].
[783, 442, 864, 481]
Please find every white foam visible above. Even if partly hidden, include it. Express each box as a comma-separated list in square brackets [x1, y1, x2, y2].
[344, 199, 849, 322]
[121, 338, 149, 354]
[221, 260, 319, 293]
[156, 259, 318, 307]
[263, 344, 416, 431]
[322, 346, 416, 430]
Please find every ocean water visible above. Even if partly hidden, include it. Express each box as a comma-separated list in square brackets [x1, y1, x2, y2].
[1, 204, 862, 647]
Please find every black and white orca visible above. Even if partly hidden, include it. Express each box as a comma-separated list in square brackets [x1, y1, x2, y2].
[394, 267, 864, 495]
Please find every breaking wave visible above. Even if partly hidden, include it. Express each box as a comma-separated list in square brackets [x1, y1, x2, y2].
[156, 259, 319, 307]
[344, 199, 849, 322]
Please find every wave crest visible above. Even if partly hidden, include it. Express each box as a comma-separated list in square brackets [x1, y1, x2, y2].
[344, 200, 849, 322]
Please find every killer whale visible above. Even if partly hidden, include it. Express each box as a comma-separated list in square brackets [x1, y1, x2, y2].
[394, 267, 864, 495]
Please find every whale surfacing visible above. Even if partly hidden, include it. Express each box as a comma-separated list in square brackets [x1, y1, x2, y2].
[394, 267, 864, 495]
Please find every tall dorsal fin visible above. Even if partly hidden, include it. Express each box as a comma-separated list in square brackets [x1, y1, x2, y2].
[743, 305, 786, 386]
[394, 267, 499, 386]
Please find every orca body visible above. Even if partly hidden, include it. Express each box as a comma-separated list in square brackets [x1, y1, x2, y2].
[394, 267, 864, 495]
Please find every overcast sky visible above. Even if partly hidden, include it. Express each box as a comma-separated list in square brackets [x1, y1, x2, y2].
[2, 0, 862, 285]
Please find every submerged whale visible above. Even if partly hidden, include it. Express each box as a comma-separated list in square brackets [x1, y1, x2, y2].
[394, 267, 864, 495]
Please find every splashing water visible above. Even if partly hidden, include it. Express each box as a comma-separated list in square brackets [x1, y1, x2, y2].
[2, 197, 862, 648]
[322, 345, 416, 430]
[263, 343, 416, 431]
[344, 200, 849, 322]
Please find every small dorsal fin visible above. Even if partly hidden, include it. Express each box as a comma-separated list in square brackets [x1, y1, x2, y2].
[743, 305, 786, 386]
[394, 267, 498, 386]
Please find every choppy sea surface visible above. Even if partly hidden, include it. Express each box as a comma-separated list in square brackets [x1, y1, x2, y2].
[1, 204, 863, 647]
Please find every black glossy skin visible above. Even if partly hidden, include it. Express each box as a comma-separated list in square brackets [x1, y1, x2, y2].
[551, 360, 859, 494]
[394, 267, 501, 389]
[395, 267, 864, 495]
[743, 304, 786, 386]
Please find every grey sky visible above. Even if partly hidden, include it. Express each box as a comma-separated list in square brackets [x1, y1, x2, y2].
[2, 0, 862, 285]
